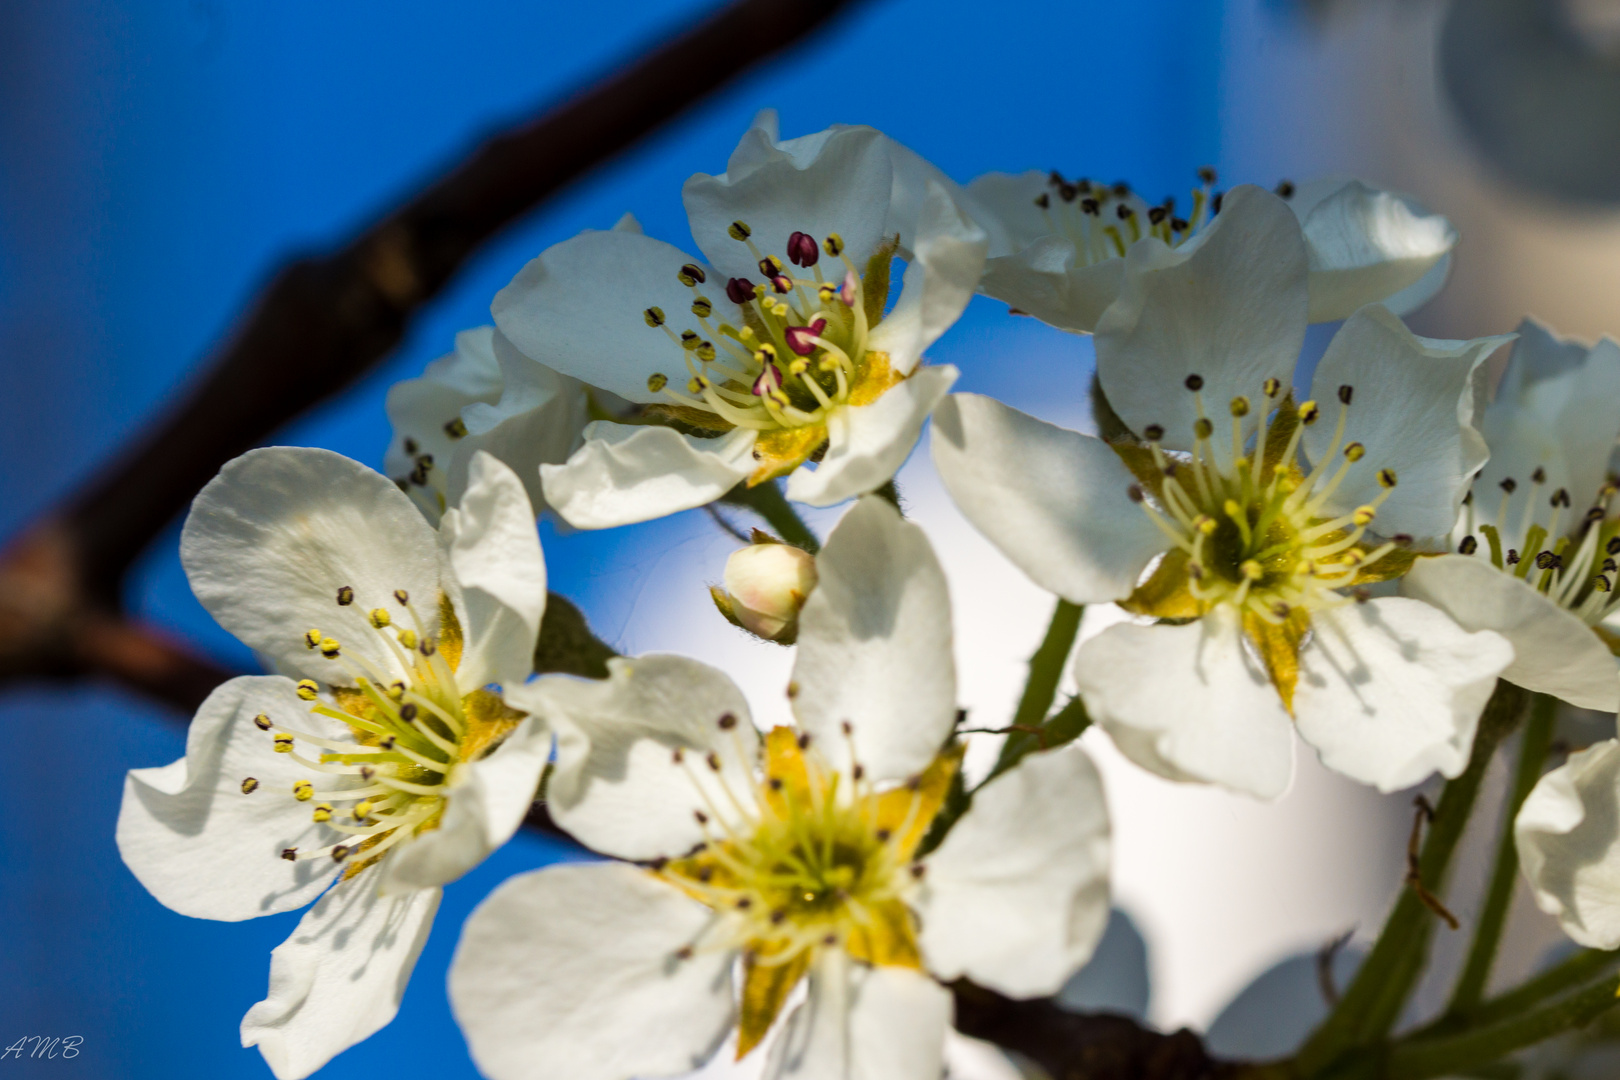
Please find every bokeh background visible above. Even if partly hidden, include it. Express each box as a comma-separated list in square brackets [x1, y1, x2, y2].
[4, 0, 1618, 1075]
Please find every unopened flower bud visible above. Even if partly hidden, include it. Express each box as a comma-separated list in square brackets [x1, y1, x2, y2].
[711, 540, 818, 644]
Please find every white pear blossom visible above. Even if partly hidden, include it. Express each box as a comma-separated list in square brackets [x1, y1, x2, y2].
[491, 119, 987, 528]
[966, 168, 1456, 333]
[1404, 320, 1620, 712]
[448, 498, 1111, 1080]
[385, 323, 590, 523]
[116, 447, 550, 1080]
[1518, 739, 1620, 949]
[933, 185, 1513, 799]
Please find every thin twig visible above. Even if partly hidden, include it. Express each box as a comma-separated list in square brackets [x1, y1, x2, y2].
[1408, 794, 1461, 931]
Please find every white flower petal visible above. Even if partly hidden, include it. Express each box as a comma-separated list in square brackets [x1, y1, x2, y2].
[964, 170, 1059, 253]
[1298, 180, 1457, 323]
[915, 744, 1112, 996]
[491, 227, 740, 404]
[1404, 555, 1618, 711]
[384, 326, 503, 507]
[684, 124, 895, 279]
[931, 394, 1166, 603]
[767, 951, 950, 1080]
[116, 675, 347, 921]
[977, 236, 1126, 334]
[865, 183, 988, 376]
[790, 497, 957, 783]
[785, 366, 957, 508]
[1294, 597, 1513, 792]
[450, 862, 736, 1080]
[450, 329, 591, 518]
[505, 654, 758, 861]
[1476, 326, 1620, 524]
[1074, 610, 1296, 799]
[1305, 306, 1510, 542]
[540, 421, 758, 529]
[1094, 186, 1308, 464]
[437, 451, 546, 690]
[181, 447, 444, 682]
[241, 871, 440, 1080]
[1517, 740, 1620, 949]
[379, 716, 551, 895]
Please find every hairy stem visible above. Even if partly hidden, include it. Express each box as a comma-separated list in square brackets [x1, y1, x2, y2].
[721, 482, 821, 553]
[1296, 681, 1528, 1075]
[1447, 692, 1557, 1017]
[1388, 973, 1620, 1079]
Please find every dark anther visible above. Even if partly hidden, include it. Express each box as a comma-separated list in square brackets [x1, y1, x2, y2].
[1127, 484, 1145, 503]
[787, 231, 819, 267]
[1198, 166, 1217, 184]
[797, 733, 811, 749]
[1112, 180, 1131, 196]
[1458, 535, 1478, 555]
[1058, 182, 1079, 202]
[336, 585, 355, 606]
[1507, 548, 1521, 565]
[444, 418, 467, 439]
[1337, 385, 1353, 405]
[840, 720, 853, 735]
[725, 277, 755, 305]
[718, 712, 737, 730]
[678, 263, 706, 286]
[674, 945, 694, 961]
[1393, 534, 1414, 547]
[694, 809, 708, 825]
[1536, 551, 1555, 570]
[1116, 203, 1133, 220]
[1500, 478, 1518, 494]
[1585, 507, 1605, 524]
[1533, 466, 1548, 484]
[876, 828, 892, 842]
[853, 764, 865, 780]
[1144, 423, 1165, 441]
[1033, 192, 1051, 209]
[1171, 217, 1189, 231]
[1077, 178, 1094, 193]
[1148, 206, 1167, 225]
[254, 713, 272, 731]
[758, 255, 783, 278]
[419, 638, 436, 657]
[394, 589, 409, 605]
[768, 777, 783, 791]
[735, 896, 752, 909]
[332, 845, 350, 862]
[1552, 488, 1571, 508]
[281, 849, 297, 861]
[706, 752, 721, 772]
[1609, 536, 1620, 555]
[1462, 490, 1473, 505]
[770, 909, 787, 925]
[771, 275, 792, 294]
[1081, 197, 1100, 215]
[241, 777, 259, 794]
[1185, 373, 1205, 391]
[1048, 169, 1065, 186]
[671, 747, 685, 764]
[399, 703, 418, 722]
[1275, 179, 1296, 198]
[403, 437, 418, 455]
[1212, 191, 1224, 213]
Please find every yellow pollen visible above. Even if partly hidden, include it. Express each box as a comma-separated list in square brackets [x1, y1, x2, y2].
[353, 800, 375, 820]
[1299, 400, 1321, 424]
[304, 628, 322, 649]
[296, 680, 319, 701]
[647, 373, 668, 393]
[1378, 468, 1398, 489]
[1353, 506, 1377, 526]
[312, 804, 333, 823]
[1241, 559, 1264, 581]
[273, 733, 295, 752]
[1230, 396, 1250, 418]
[1263, 377, 1281, 397]
[397, 629, 418, 650]
[369, 608, 391, 629]
[292, 779, 314, 801]
[644, 307, 665, 327]
[1343, 442, 1366, 462]
[319, 637, 341, 658]
[1194, 418, 1214, 440]
[824, 232, 844, 256]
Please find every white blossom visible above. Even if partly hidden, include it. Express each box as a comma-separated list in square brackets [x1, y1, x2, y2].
[491, 117, 986, 528]
[116, 447, 550, 1079]
[967, 169, 1455, 332]
[448, 498, 1111, 1080]
[933, 185, 1513, 798]
[1404, 319, 1620, 711]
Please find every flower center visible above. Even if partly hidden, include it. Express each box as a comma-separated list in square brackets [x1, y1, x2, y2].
[1124, 376, 1403, 625]
[642, 223, 898, 444]
[1456, 472, 1620, 625]
[239, 586, 522, 877]
[656, 720, 959, 1058]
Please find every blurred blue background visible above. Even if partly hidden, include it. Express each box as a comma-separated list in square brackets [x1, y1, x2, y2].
[0, 0, 1334, 1074]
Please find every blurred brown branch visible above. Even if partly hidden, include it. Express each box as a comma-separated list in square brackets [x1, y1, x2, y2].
[0, 0, 861, 710]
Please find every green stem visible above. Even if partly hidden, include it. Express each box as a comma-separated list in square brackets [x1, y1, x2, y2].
[1387, 974, 1620, 1080]
[1447, 692, 1557, 1018]
[1296, 681, 1528, 1076]
[1466, 948, 1620, 1028]
[986, 599, 1084, 783]
[720, 481, 820, 553]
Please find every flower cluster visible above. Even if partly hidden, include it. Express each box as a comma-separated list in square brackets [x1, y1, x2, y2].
[117, 110, 1620, 1080]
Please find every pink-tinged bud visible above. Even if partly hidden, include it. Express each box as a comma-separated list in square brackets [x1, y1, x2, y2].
[770, 275, 792, 294]
[717, 541, 819, 642]
[752, 363, 783, 397]
[786, 231, 820, 267]
[839, 270, 858, 306]
[726, 277, 756, 304]
[785, 318, 828, 357]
